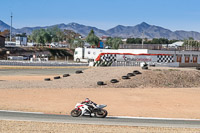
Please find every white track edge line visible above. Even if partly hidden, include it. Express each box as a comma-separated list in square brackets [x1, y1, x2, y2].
[0, 110, 44, 114]
[1, 110, 200, 121]
[108, 116, 200, 121]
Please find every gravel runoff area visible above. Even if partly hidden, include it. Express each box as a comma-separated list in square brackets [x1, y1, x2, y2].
[0, 66, 200, 89]
[0, 120, 199, 133]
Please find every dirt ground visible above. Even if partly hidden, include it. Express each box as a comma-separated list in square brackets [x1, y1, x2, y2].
[0, 87, 200, 119]
[0, 66, 200, 119]
[1, 120, 199, 133]
[0, 66, 200, 89]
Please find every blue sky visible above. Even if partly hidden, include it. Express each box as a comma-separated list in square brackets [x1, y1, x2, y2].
[1, 0, 200, 31]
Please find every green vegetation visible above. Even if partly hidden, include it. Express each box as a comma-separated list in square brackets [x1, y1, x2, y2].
[30, 27, 64, 45]
[183, 39, 200, 50]
[106, 37, 123, 49]
[29, 27, 82, 48]
[85, 29, 99, 46]
[126, 38, 178, 44]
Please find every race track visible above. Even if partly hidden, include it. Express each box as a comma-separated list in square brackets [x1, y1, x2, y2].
[0, 111, 200, 128]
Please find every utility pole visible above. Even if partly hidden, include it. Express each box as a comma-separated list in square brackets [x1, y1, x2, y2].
[142, 32, 144, 49]
[10, 12, 13, 42]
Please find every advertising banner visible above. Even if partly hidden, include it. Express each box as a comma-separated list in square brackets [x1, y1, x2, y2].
[116, 55, 157, 62]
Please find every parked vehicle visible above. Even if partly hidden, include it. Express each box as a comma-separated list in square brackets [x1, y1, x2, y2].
[71, 102, 108, 118]
[74, 47, 139, 63]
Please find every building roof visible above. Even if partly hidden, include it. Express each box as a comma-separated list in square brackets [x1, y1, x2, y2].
[0, 35, 6, 38]
[169, 41, 184, 47]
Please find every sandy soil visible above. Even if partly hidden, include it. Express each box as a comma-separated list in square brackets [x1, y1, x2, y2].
[1, 120, 199, 133]
[0, 87, 200, 119]
[0, 66, 200, 119]
[0, 66, 200, 89]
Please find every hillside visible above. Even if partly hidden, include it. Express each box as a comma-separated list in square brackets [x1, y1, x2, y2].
[1, 20, 200, 40]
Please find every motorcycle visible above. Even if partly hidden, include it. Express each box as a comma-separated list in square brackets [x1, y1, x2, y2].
[71, 103, 108, 118]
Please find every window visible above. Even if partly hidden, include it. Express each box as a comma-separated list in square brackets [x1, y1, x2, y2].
[88, 51, 90, 54]
[75, 51, 78, 55]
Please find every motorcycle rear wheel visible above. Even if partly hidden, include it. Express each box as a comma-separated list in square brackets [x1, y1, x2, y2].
[95, 109, 108, 118]
[71, 109, 82, 117]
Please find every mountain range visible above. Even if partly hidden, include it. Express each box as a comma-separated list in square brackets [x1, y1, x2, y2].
[1, 20, 200, 40]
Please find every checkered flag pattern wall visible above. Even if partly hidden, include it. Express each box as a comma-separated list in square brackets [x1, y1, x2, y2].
[101, 54, 117, 62]
[157, 55, 174, 63]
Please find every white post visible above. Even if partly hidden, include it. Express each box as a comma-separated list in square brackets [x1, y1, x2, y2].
[10, 13, 13, 42]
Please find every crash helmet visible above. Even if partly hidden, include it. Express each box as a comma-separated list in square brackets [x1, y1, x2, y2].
[85, 98, 90, 102]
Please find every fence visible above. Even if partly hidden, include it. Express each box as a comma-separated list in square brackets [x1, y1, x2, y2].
[0, 60, 88, 67]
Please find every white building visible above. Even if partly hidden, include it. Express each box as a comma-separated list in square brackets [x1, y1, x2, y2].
[15, 35, 27, 46]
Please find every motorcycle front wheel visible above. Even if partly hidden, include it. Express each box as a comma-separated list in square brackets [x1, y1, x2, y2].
[95, 109, 108, 118]
[71, 109, 82, 117]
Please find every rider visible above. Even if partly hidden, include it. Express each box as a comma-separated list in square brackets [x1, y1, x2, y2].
[81, 98, 97, 107]
[81, 98, 97, 116]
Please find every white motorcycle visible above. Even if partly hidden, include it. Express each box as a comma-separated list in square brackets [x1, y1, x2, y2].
[71, 103, 108, 118]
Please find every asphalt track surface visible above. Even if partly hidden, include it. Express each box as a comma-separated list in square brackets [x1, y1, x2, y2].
[0, 111, 200, 128]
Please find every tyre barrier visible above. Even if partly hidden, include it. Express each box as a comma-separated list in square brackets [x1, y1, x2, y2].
[63, 74, 70, 77]
[196, 67, 200, 70]
[122, 76, 129, 79]
[127, 73, 135, 77]
[97, 81, 105, 85]
[133, 70, 142, 75]
[44, 78, 51, 81]
[142, 66, 148, 70]
[54, 76, 61, 79]
[150, 64, 156, 67]
[75, 70, 83, 74]
[110, 79, 119, 83]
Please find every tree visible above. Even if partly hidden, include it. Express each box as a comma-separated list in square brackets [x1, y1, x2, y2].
[86, 29, 99, 46]
[31, 29, 51, 45]
[189, 37, 194, 40]
[112, 38, 123, 49]
[126, 38, 135, 44]
[72, 39, 84, 48]
[106, 37, 113, 47]
[31, 26, 66, 46]
[63, 30, 81, 48]
[106, 37, 122, 49]
[47, 26, 64, 42]
[135, 38, 142, 44]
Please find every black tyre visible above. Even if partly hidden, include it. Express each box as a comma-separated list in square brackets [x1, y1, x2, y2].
[142, 66, 148, 70]
[95, 109, 108, 118]
[133, 70, 142, 75]
[150, 64, 156, 67]
[76, 58, 80, 62]
[63, 74, 70, 77]
[75, 70, 83, 74]
[54, 76, 61, 79]
[127, 73, 135, 77]
[196, 67, 200, 70]
[71, 109, 82, 117]
[97, 81, 104, 85]
[110, 79, 119, 83]
[44, 78, 51, 81]
[122, 76, 129, 79]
